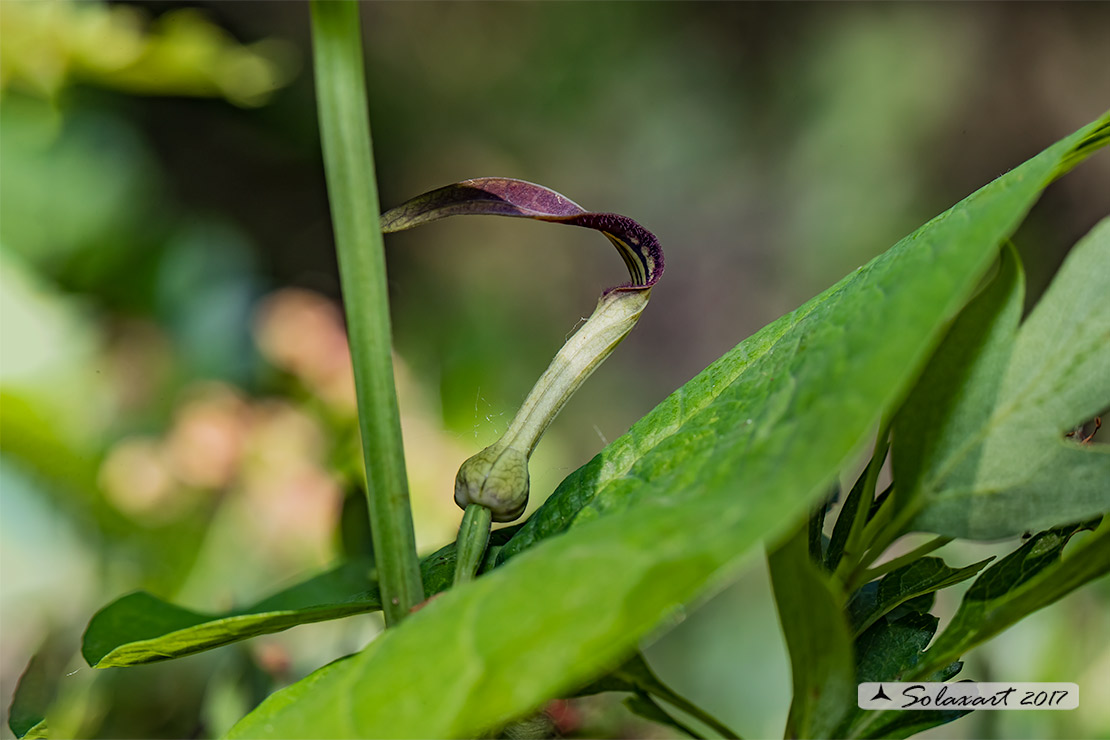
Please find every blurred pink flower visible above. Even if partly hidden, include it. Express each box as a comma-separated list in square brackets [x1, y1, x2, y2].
[252, 288, 357, 410]
[164, 383, 250, 489]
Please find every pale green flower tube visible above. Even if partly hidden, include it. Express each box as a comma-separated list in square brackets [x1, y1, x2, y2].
[380, 177, 663, 583]
[455, 287, 651, 521]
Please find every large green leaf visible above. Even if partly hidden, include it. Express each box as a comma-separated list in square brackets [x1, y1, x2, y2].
[914, 520, 1110, 678]
[846, 555, 993, 637]
[502, 120, 1109, 558]
[769, 525, 855, 739]
[899, 218, 1110, 538]
[227, 115, 1110, 738]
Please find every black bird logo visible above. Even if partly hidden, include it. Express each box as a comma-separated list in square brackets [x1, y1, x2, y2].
[871, 685, 892, 702]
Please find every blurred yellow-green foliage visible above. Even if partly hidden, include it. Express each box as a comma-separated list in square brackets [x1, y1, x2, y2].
[2, 2, 1108, 738]
[0, 1, 295, 104]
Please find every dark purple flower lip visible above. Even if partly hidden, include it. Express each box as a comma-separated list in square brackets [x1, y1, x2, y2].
[381, 177, 663, 295]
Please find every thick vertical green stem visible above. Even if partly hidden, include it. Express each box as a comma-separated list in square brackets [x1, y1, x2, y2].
[309, 0, 422, 625]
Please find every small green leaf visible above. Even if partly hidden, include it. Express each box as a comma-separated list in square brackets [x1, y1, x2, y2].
[83, 561, 379, 667]
[770, 524, 855, 739]
[915, 520, 1110, 678]
[227, 114, 1110, 740]
[9, 645, 64, 739]
[840, 613, 967, 739]
[11, 720, 46, 740]
[901, 216, 1110, 538]
[847, 556, 994, 636]
[885, 592, 936, 623]
[809, 490, 834, 564]
[826, 466, 875, 572]
[17, 722, 46, 740]
[856, 612, 956, 683]
[82, 527, 524, 668]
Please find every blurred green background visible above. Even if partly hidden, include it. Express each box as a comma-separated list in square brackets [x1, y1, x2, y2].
[2, 2, 1108, 738]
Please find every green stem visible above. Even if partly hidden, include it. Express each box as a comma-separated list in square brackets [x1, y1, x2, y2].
[454, 505, 492, 585]
[833, 428, 890, 582]
[848, 536, 953, 592]
[310, 0, 422, 626]
[843, 496, 925, 590]
[617, 654, 742, 739]
[653, 692, 742, 739]
[855, 487, 896, 554]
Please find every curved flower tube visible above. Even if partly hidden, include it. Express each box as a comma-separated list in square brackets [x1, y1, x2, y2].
[381, 177, 663, 579]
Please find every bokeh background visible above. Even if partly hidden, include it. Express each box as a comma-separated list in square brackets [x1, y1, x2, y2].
[2, 2, 1108, 738]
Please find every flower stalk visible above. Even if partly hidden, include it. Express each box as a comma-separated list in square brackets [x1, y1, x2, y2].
[453, 504, 493, 585]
